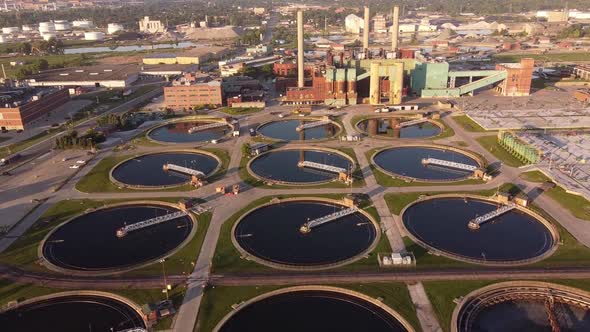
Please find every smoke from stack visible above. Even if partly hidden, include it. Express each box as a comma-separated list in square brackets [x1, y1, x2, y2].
[297, 10, 304, 88]
[363, 6, 370, 51]
[392, 5, 400, 52]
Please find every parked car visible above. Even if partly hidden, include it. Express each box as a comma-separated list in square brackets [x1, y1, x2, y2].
[69, 164, 80, 169]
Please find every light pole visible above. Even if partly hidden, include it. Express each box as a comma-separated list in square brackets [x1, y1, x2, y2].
[159, 258, 169, 301]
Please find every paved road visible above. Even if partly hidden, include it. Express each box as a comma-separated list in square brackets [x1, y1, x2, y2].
[2, 101, 590, 332]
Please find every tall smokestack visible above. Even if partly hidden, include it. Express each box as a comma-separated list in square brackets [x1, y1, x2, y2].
[392, 5, 400, 52]
[363, 6, 370, 51]
[297, 10, 304, 88]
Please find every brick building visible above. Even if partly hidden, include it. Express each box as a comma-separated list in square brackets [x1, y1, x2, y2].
[273, 62, 297, 76]
[164, 80, 223, 109]
[0, 88, 70, 130]
[495, 58, 534, 97]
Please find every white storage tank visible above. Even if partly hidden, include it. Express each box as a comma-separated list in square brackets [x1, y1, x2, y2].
[107, 23, 124, 35]
[22, 25, 35, 32]
[42, 32, 57, 41]
[39, 22, 55, 33]
[84, 31, 105, 41]
[73, 20, 94, 29]
[2, 27, 19, 34]
[54, 20, 71, 31]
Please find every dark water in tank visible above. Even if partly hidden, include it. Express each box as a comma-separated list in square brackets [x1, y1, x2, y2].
[0, 295, 146, 332]
[149, 121, 231, 143]
[258, 120, 338, 141]
[358, 118, 441, 138]
[373, 147, 479, 180]
[467, 300, 590, 332]
[112, 152, 218, 186]
[402, 198, 553, 262]
[249, 150, 352, 183]
[234, 201, 376, 266]
[219, 290, 408, 332]
[43, 204, 192, 271]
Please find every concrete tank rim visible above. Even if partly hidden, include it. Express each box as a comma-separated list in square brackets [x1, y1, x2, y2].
[398, 193, 560, 266]
[211, 285, 416, 332]
[451, 280, 590, 332]
[0, 290, 149, 329]
[38, 200, 198, 277]
[255, 116, 343, 142]
[146, 116, 235, 145]
[108, 149, 222, 190]
[230, 196, 381, 271]
[354, 115, 444, 140]
[246, 146, 356, 187]
[370, 143, 486, 183]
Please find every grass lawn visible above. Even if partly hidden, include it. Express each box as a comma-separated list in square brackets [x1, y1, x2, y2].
[425, 278, 590, 332]
[520, 170, 551, 183]
[0, 197, 206, 277]
[451, 115, 487, 132]
[424, 280, 500, 332]
[0, 279, 185, 331]
[384, 183, 518, 215]
[0, 127, 64, 159]
[434, 119, 455, 140]
[546, 186, 590, 221]
[366, 148, 484, 188]
[239, 146, 365, 189]
[195, 282, 420, 332]
[385, 183, 590, 269]
[211, 194, 390, 274]
[493, 53, 590, 63]
[521, 171, 590, 221]
[219, 107, 263, 115]
[476, 135, 525, 167]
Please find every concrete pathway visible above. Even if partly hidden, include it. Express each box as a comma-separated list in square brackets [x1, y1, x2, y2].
[407, 282, 444, 332]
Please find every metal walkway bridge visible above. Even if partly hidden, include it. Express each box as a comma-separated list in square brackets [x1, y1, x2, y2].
[187, 122, 226, 134]
[297, 161, 346, 174]
[468, 203, 515, 230]
[299, 207, 358, 233]
[296, 120, 332, 131]
[163, 163, 205, 178]
[399, 118, 428, 127]
[421, 158, 478, 172]
[116, 210, 188, 237]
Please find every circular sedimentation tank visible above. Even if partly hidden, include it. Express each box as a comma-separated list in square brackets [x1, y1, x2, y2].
[0, 292, 146, 331]
[372, 145, 482, 181]
[454, 282, 590, 332]
[233, 199, 378, 269]
[148, 119, 232, 143]
[257, 118, 340, 141]
[42, 203, 194, 274]
[401, 196, 557, 264]
[248, 148, 353, 185]
[216, 287, 413, 332]
[357, 117, 442, 139]
[110, 151, 219, 188]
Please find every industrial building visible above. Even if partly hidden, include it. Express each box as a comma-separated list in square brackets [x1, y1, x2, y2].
[142, 47, 231, 66]
[25, 64, 197, 88]
[138, 16, 165, 34]
[282, 7, 535, 106]
[0, 88, 70, 130]
[164, 73, 263, 110]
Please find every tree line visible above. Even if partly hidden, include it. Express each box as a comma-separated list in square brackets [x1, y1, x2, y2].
[54, 130, 105, 150]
